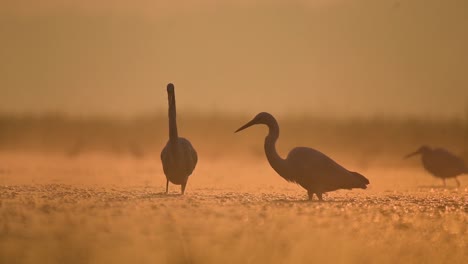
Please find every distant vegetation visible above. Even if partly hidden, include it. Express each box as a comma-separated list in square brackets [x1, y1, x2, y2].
[0, 113, 466, 166]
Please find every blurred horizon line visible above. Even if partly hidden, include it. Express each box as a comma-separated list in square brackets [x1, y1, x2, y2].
[1, 109, 467, 123]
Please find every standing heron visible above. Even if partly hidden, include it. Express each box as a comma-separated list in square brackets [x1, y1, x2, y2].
[405, 145, 467, 187]
[235, 112, 369, 201]
[160, 83, 198, 194]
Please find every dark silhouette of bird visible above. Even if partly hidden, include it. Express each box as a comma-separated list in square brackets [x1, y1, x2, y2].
[405, 145, 467, 187]
[160, 83, 198, 194]
[235, 112, 369, 201]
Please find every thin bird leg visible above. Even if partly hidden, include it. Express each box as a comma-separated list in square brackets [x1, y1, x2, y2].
[307, 190, 314, 201]
[166, 180, 169, 194]
[181, 182, 187, 195]
[443, 178, 446, 187]
[455, 177, 460, 187]
[316, 193, 323, 201]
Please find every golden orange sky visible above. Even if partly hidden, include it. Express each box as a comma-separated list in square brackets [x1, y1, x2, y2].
[1, 0, 467, 118]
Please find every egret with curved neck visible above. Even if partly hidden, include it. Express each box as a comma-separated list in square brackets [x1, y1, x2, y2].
[161, 83, 198, 194]
[236, 112, 369, 201]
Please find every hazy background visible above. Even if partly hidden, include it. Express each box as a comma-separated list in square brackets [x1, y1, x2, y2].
[1, 0, 467, 118]
[1, 3, 467, 263]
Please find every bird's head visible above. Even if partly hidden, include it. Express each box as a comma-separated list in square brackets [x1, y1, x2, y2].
[167, 83, 175, 103]
[167, 83, 174, 93]
[167, 83, 175, 93]
[404, 145, 432, 159]
[235, 112, 275, 133]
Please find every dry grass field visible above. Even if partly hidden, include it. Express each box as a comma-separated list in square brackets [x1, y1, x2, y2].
[0, 114, 467, 263]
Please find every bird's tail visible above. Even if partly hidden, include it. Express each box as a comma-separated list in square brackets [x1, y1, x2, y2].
[349, 171, 370, 189]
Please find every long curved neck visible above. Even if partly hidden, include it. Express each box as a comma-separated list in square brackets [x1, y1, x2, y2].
[168, 92, 178, 143]
[264, 119, 286, 176]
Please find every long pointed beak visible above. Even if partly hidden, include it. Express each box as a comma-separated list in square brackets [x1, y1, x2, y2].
[404, 150, 420, 159]
[235, 119, 256, 133]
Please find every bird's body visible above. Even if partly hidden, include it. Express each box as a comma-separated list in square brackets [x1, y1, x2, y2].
[405, 145, 467, 187]
[161, 138, 197, 184]
[236, 112, 369, 201]
[160, 83, 198, 194]
[284, 147, 369, 197]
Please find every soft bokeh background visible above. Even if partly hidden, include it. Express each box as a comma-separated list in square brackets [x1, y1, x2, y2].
[1, 0, 467, 118]
[0, 0, 467, 184]
[0, 2, 467, 264]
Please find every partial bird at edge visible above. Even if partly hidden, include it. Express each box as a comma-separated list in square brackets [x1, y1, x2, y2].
[405, 145, 467, 187]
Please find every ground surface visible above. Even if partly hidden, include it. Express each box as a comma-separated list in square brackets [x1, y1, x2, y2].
[0, 153, 466, 264]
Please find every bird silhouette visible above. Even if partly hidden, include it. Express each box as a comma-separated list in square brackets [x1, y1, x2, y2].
[235, 112, 369, 201]
[160, 83, 198, 194]
[405, 145, 467, 187]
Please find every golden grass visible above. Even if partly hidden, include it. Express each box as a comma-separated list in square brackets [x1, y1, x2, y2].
[0, 153, 466, 264]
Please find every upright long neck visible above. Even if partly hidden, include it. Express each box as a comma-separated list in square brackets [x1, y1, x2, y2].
[168, 92, 178, 142]
[264, 119, 286, 176]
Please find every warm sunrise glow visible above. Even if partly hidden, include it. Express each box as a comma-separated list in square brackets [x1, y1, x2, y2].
[0, 2, 466, 264]
[1, 0, 467, 118]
